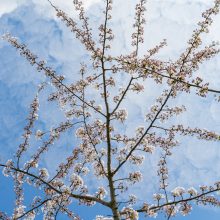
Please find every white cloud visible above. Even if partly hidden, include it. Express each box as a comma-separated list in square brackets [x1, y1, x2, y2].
[0, 0, 26, 16]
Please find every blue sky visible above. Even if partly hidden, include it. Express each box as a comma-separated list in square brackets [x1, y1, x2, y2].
[1, 0, 220, 219]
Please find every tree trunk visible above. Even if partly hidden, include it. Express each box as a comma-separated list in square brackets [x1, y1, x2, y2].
[111, 201, 121, 220]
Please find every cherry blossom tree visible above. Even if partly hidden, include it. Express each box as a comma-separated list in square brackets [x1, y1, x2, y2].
[1, 0, 220, 219]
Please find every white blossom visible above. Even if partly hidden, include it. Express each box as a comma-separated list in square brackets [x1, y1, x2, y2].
[39, 168, 49, 180]
[153, 193, 165, 201]
[121, 207, 139, 220]
[70, 173, 84, 189]
[114, 109, 128, 122]
[25, 211, 36, 220]
[187, 187, 198, 196]
[35, 130, 44, 139]
[75, 127, 86, 138]
[171, 187, 185, 197]
[129, 171, 142, 184]
[96, 187, 107, 199]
